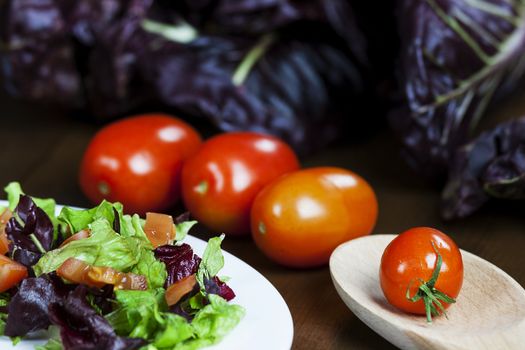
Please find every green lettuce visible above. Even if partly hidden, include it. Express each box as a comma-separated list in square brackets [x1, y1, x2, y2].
[196, 235, 225, 289]
[57, 200, 123, 235]
[35, 339, 63, 350]
[174, 220, 198, 242]
[34, 212, 167, 289]
[106, 289, 168, 340]
[33, 218, 140, 275]
[106, 288, 244, 350]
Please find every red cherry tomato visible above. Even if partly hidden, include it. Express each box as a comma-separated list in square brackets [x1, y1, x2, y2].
[181, 132, 300, 236]
[380, 227, 464, 321]
[251, 167, 378, 267]
[0, 254, 28, 292]
[79, 114, 202, 215]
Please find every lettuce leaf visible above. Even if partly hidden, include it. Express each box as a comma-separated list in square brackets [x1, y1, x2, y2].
[106, 289, 244, 350]
[34, 212, 167, 289]
[57, 200, 123, 235]
[106, 289, 168, 340]
[196, 235, 225, 290]
[174, 220, 197, 243]
[131, 248, 167, 290]
[188, 294, 245, 348]
[35, 338, 63, 350]
[33, 218, 141, 275]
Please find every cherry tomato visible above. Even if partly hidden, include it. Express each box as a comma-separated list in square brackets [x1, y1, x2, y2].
[79, 114, 202, 215]
[181, 132, 300, 235]
[380, 227, 463, 321]
[0, 254, 28, 292]
[251, 167, 378, 267]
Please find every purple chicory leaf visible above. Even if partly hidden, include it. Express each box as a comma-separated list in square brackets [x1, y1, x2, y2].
[4, 274, 73, 337]
[442, 117, 525, 219]
[48, 285, 146, 350]
[154, 243, 201, 288]
[6, 195, 54, 268]
[135, 28, 368, 154]
[205, 276, 235, 301]
[390, 0, 525, 179]
[82, 0, 155, 117]
[169, 0, 366, 50]
[0, 0, 83, 106]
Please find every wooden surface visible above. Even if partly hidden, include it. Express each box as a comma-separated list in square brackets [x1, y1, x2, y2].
[330, 235, 525, 350]
[2, 91, 525, 350]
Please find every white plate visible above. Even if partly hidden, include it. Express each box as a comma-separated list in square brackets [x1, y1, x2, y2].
[0, 201, 294, 350]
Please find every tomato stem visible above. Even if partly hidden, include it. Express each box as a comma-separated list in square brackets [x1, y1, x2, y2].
[405, 240, 456, 323]
[195, 181, 208, 195]
[258, 221, 266, 235]
[98, 181, 110, 196]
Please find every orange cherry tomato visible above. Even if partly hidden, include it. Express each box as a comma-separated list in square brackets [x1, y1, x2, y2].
[0, 254, 28, 292]
[181, 132, 300, 236]
[380, 227, 464, 319]
[251, 167, 378, 267]
[79, 114, 202, 215]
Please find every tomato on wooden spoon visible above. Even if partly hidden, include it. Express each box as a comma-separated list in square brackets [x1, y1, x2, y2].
[251, 167, 378, 267]
[79, 114, 202, 215]
[380, 227, 464, 322]
[181, 132, 300, 236]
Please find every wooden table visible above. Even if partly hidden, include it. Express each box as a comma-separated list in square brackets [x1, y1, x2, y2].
[2, 90, 524, 350]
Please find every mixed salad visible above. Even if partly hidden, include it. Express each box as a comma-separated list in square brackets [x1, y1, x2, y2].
[0, 182, 244, 350]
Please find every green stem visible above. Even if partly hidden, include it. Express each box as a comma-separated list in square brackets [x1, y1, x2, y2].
[232, 34, 276, 86]
[406, 240, 456, 323]
[29, 234, 46, 254]
[141, 19, 198, 44]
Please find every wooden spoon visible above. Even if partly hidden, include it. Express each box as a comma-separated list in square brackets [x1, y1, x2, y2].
[329, 234, 525, 350]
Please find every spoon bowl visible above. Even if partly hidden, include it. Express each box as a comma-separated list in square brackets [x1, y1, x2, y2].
[330, 234, 525, 350]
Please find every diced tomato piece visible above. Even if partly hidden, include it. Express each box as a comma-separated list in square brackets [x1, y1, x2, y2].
[113, 273, 148, 291]
[59, 229, 91, 248]
[165, 274, 197, 306]
[0, 208, 12, 225]
[57, 257, 96, 286]
[0, 233, 9, 255]
[0, 208, 12, 255]
[57, 257, 147, 290]
[144, 212, 175, 248]
[86, 265, 120, 287]
[0, 255, 28, 292]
